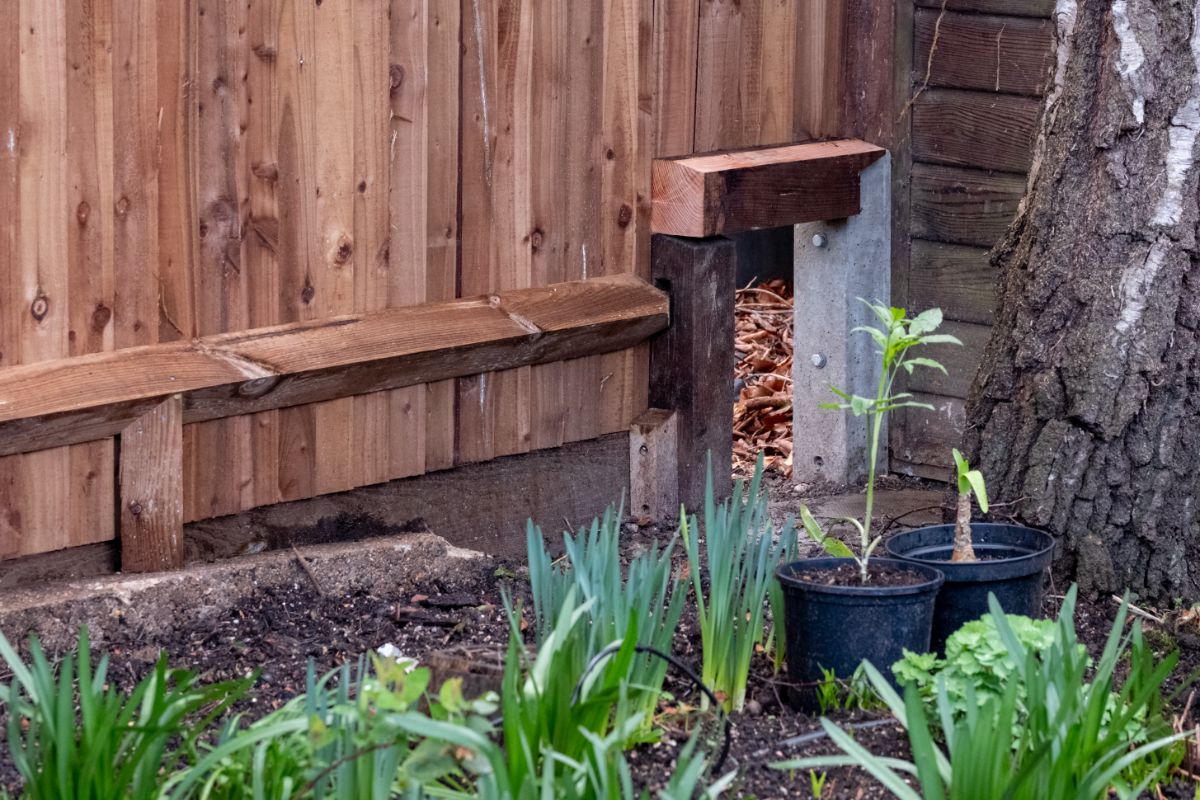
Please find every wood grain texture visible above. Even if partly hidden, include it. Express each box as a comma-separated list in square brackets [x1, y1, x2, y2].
[651, 140, 886, 236]
[914, 9, 1053, 96]
[0, 276, 669, 466]
[652, 0, 698, 157]
[695, 0, 800, 151]
[910, 162, 1026, 247]
[909, 239, 997, 325]
[912, 89, 1040, 173]
[629, 408, 678, 522]
[914, 0, 1053, 17]
[904, 320, 992, 398]
[119, 395, 184, 572]
[648, 235, 736, 509]
[892, 393, 964, 478]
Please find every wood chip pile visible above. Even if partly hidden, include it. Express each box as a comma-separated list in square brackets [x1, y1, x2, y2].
[734, 279, 794, 478]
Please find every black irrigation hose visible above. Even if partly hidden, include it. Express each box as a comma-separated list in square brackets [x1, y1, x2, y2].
[570, 643, 732, 775]
[748, 718, 896, 762]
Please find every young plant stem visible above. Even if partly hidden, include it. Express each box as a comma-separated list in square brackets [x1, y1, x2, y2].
[858, 353, 890, 584]
[951, 492, 977, 562]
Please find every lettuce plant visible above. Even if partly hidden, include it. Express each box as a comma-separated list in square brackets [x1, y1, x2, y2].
[801, 302, 960, 583]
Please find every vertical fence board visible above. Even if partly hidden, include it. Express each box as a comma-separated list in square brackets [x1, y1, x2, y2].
[120, 396, 184, 573]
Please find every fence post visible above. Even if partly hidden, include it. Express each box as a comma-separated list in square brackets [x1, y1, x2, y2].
[792, 154, 892, 485]
[648, 234, 737, 512]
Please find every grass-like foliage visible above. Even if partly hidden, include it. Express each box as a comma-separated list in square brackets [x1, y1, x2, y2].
[774, 587, 1192, 799]
[802, 302, 960, 583]
[526, 504, 685, 724]
[395, 588, 734, 799]
[0, 628, 250, 800]
[682, 458, 795, 712]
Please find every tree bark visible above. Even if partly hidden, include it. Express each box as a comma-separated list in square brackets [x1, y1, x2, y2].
[964, 0, 1200, 601]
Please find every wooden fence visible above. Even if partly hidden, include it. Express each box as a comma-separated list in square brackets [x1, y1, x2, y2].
[0, 0, 821, 563]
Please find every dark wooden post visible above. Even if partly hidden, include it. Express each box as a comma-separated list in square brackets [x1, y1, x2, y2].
[119, 395, 185, 572]
[649, 234, 736, 511]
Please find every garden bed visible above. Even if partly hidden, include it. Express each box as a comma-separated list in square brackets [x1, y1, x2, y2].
[2, 509, 1196, 799]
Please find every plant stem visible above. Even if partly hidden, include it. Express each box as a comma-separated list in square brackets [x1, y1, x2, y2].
[859, 362, 890, 584]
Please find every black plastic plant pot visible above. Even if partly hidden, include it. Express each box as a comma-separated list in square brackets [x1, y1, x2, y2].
[775, 557, 945, 711]
[884, 523, 1055, 654]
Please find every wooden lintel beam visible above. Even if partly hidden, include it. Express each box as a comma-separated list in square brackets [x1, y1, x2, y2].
[651, 139, 887, 237]
[0, 275, 668, 457]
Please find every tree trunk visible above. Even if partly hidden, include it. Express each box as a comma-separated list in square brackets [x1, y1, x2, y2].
[964, 0, 1200, 601]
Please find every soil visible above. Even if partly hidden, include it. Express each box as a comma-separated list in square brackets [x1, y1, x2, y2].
[784, 561, 934, 588]
[1, 510, 1198, 799]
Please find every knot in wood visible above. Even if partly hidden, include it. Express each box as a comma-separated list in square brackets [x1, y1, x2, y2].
[617, 203, 633, 229]
[115, 195, 131, 218]
[333, 235, 354, 265]
[128, 501, 144, 517]
[301, 283, 316, 305]
[237, 376, 279, 398]
[91, 303, 112, 333]
[30, 293, 49, 322]
[389, 63, 405, 93]
[76, 200, 90, 226]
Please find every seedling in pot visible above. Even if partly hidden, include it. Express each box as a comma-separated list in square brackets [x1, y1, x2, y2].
[949, 448, 989, 563]
[801, 301, 961, 583]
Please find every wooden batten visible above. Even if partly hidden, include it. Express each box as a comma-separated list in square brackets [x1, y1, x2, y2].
[119, 396, 185, 573]
[650, 139, 886, 237]
[0, 275, 669, 458]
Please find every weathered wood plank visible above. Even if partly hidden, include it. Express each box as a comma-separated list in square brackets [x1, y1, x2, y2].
[910, 162, 1026, 247]
[909, 239, 997, 325]
[0, 275, 668, 457]
[629, 409, 678, 523]
[652, 140, 887, 237]
[119, 396, 184, 572]
[893, 393, 964, 477]
[914, 9, 1053, 96]
[904, 320, 991, 398]
[649, 235, 736, 509]
[914, 0, 1053, 17]
[912, 88, 1040, 173]
[653, 0, 698, 157]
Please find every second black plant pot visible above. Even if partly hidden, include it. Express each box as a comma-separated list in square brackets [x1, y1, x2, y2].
[885, 523, 1055, 654]
[776, 557, 944, 711]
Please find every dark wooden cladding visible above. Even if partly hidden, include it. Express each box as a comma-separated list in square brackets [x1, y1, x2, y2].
[895, 0, 1052, 476]
[0, 276, 668, 458]
[903, 320, 993, 397]
[912, 89, 1041, 173]
[651, 140, 886, 237]
[909, 240, 998, 325]
[914, 9, 1053, 96]
[910, 163, 1027, 247]
[914, 0, 1054, 16]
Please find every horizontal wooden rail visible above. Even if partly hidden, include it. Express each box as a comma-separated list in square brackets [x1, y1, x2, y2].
[0, 274, 668, 458]
[651, 139, 886, 237]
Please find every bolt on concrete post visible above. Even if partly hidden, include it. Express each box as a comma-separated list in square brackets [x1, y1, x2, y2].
[792, 154, 891, 486]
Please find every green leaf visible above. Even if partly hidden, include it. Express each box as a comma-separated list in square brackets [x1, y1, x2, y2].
[965, 469, 988, 513]
[904, 357, 947, 374]
[908, 308, 944, 335]
[915, 334, 963, 347]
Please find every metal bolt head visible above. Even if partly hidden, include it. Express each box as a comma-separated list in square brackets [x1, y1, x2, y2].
[810, 353, 827, 368]
[811, 232, 828, 248]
